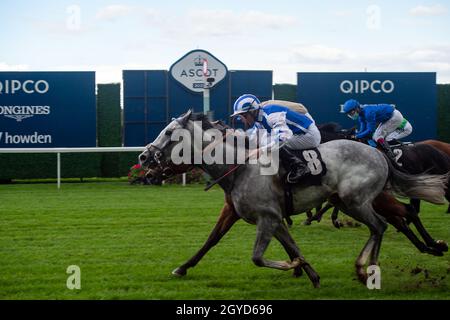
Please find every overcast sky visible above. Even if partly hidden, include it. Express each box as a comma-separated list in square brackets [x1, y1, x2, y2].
[1, 0, 449, 84]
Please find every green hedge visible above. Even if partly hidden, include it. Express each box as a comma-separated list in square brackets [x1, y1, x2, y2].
[97, 83, 124, 177]
[437, 84, 450, 143]
[273, 84, 297, 101]
[0, 153, 101, 180]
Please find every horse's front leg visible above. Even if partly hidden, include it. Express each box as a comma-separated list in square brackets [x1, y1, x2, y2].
[304, 202, 333, 225]
[172, 200, 240, 277]
[252, 217, 298, 271]
[252, 216, 320, 288]
[331, 207, 342, 229]
[274, 223, 320, 287]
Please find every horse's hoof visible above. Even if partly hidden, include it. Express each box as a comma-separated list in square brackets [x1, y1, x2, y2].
[172, 267, 187, 277]
[309, 274, 321, 288]
[332, 220, 341, 229]
[435, 240, 448, 252]
[356, 270, 368, 284]
[426, 248, 443, 257]
[303, 220, 312, 226]
[293, 267, 303, 278]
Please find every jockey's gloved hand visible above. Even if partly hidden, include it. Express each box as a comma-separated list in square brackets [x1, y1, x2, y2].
[368, 139, 378, 148]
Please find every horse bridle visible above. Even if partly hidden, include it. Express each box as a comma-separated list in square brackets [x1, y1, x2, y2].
[143, 144, 178, 179]
[144, 123, 234, 181]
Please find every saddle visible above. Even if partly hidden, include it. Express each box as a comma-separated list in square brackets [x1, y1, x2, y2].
[282, 148, 327, 221]
[284, 148, 327, 186]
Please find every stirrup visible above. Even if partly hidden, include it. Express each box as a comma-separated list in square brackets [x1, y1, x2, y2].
[286, 167, 309, 184]
[384, 148, 396, 161]
[287, 172, 299, 184]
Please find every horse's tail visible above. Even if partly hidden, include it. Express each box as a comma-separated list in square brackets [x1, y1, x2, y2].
[384, 154, 449, 205]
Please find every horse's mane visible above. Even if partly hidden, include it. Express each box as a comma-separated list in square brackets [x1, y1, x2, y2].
[188, 112, 215, 131]
[318, 122, 343, 133]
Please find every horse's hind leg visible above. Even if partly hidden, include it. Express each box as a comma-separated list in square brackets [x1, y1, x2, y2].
[410, 198, 421, 215]
[405, 205, 448, 253]
[387, 215, 444, 256]
[172, 201, 240, 277]
[342, 203, 387, 284]
[446, 191, 450, 213]
[274, 223, 320, 287]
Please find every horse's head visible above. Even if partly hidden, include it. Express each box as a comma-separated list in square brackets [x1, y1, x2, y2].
[139, 109, 195, 180]
[318, 122, 358, 143]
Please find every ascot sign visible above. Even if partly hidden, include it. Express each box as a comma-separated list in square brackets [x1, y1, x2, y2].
[170, 49, 228, 93]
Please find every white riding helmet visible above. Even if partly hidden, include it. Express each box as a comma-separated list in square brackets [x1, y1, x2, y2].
[230, 94, 261, 117]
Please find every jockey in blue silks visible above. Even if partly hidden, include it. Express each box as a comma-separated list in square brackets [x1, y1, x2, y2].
[230, 94, 321, 183]
[343, 99, 413, 160]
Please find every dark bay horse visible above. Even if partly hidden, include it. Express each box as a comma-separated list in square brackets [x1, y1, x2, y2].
[318, 123, 450, 213]
[139, 111, 448, 286]
[418, 140, 450, 213]
[309, 191, 448, 256]
[302, 123, 450, 255]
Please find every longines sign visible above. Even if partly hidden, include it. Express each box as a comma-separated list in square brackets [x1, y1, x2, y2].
[169, 49, 228, 93]
[0, 72, 96, 148]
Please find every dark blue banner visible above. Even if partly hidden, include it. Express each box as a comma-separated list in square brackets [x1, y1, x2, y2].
[297, 72, 437, 142]
[0, 72, 96, 147]
[123, 69, 272, 146]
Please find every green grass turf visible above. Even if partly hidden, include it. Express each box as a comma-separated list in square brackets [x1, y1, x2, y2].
[0, 182, 449, 300]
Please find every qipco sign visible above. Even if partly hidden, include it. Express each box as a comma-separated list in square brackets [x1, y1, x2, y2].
[0, 79, 50, 95]
[340, 79, 395, 94]
[0, 72, 96, 148]
[170, 49, 228, 93]
[297, 72, 437, 141]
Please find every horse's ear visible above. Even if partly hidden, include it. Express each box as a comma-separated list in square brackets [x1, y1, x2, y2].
[178, 109, 193, 126]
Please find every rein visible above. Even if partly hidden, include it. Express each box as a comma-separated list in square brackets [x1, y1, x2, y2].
[203, 130, 239, 192]
[204, 147, 261, 192]
[204, 164, 241, 191]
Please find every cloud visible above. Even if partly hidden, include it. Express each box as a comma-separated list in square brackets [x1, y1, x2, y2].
[409, 4, 447, 16]
[96, 5, 162, 26]
[93, 7, 296, 39]
[292, 44, 354, 63]
[280, 43, 450, 83]
[44, 64, 164, 84]
[186, 9, 297, 37]
[417, 61, 450, 71]
[332, 10, 354, 17]
[407, 48, 449, 61]
[96, 5, 134, 21]
[0, 62, 30, 71]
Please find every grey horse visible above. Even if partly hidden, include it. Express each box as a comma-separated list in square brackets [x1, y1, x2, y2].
[139, 110, 448, 287]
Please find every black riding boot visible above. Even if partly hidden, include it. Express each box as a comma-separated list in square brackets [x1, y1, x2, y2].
[378, 139, 396, 162]
[279, 146, 310, 184]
